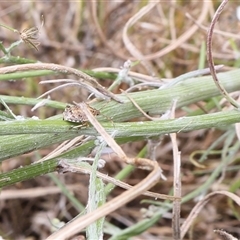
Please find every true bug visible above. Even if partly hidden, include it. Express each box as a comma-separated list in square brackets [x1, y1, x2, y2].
[63, 103, 100, 126]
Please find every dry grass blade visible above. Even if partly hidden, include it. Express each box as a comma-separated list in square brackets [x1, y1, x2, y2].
[206, 0, 240, 108]
[79, 102, 162, 170]
[180, 190, 240, 239]
[81, 102, 130, 160]
[122, 0, 159, 72]
[0, 185, 82, 200]
[169, 100, 181, 240]
[36, 136, 85, 163]
[47, 160, 162, 240]
[92, 67, 159, 83]
[46, 102, 164, 239]
[90, 1, 129, 60]
[121, 89, 157, 121]
[0, 63, 123, 103]
[186, 12, 240, 40]
[56, 159, 178, 201]
[38, 81, 97, 100]
[214, 229, 238, 240]
[122, 1, 211, 61]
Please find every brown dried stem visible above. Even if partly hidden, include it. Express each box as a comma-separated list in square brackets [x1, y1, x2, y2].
[90, 0, 129, 60]
[122, 1, 210, 61]
[206, 0, 240, 108]
[181, 191, 240, 239]
[169, 100, 181, 240]
[46, 102, 165, 239]
[0, 63, 122, 103]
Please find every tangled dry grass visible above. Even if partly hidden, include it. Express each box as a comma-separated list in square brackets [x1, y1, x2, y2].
[0, 1, 240, 240]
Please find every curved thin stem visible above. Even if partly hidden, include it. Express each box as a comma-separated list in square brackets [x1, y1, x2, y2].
[206, 0, 240, 109]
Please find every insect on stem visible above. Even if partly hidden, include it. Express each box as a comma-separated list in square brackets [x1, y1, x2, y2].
[62, 102, 100, 127]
